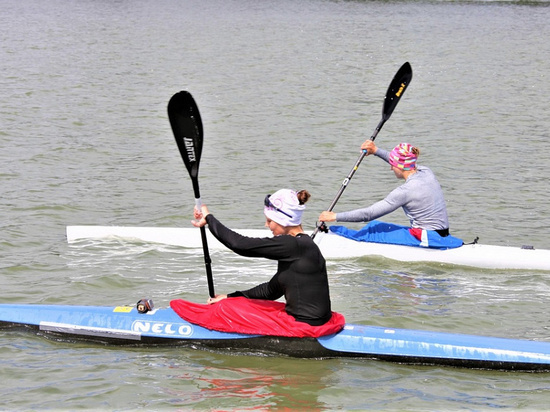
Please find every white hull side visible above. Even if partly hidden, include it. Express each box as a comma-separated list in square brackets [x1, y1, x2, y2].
[66, 226, 550, 270]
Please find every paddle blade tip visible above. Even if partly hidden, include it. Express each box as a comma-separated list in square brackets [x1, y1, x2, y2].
[381, 62, 413, 120]
[167, 90, 204, 180]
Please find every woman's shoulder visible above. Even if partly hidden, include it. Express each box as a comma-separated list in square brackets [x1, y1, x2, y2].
[274, 233, 310, 242]
[413, 165, 435, 178]
[274, 233, 317, 248]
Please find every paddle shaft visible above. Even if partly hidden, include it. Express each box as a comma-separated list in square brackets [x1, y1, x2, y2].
[312, 62, 413, 239]
[319, 117, 385, 216]
[191, 182, 215, 298]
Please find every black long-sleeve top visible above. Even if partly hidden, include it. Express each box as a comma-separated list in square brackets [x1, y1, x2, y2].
[205, 214, 332, 326]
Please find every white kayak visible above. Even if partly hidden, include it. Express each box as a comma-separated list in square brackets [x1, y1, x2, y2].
[66, 226, 550, 271]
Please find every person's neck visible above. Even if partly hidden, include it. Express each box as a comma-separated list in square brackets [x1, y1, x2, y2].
[403, 168, 417, 180]
[285, 226, 304, 237]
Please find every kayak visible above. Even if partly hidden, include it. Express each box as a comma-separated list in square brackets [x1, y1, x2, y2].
[1, 302, 550, 371]
[65, 226, 550, 271]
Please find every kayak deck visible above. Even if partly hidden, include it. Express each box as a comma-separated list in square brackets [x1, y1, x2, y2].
[66, 226, 550, 270]
[2, 304, 550, 371]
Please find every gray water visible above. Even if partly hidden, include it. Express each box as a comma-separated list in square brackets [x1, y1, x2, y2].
[2, 0, 550, 410]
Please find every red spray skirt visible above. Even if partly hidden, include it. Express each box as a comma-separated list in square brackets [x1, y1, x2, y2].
[170, 297, 345, 338]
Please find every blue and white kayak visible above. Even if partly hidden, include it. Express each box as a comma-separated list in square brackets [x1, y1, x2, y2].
[66, 226, 550, 271]
[2, 303, 550, 371]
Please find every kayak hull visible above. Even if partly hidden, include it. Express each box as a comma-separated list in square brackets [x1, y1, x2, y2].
[66, 226, 550, 270]
[2, 303, 550, 371]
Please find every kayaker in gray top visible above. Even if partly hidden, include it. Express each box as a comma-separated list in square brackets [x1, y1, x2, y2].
[319, 141, 450, 237]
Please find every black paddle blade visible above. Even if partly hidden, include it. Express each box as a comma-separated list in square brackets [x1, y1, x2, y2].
[382, 62, 413, 121]
[168, 91, 203, 182]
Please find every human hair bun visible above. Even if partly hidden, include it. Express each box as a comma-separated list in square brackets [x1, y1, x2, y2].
[297, 190, 311, 205]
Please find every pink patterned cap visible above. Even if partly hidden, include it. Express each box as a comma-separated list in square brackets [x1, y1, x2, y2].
[388, 143, 417, 171]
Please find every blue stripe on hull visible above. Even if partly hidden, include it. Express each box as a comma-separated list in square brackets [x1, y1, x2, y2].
[318, 324, 550, 368]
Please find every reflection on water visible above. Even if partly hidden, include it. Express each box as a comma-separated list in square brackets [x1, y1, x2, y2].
[177, 361, 328, 410]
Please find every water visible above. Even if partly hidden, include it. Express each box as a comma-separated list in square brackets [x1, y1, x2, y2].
[2, 0, 550, 410]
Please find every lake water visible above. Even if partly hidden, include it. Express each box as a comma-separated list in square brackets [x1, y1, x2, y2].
[2, 0, 550, 410]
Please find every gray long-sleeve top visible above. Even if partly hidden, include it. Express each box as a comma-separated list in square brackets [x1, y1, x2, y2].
[335, 149, 449, 230]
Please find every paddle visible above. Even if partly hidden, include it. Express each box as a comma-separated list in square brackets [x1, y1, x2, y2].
[168, 91, 215, 298]
[312, 62, 413, 239]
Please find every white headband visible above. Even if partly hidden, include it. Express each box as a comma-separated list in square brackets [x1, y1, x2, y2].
[264, 189, 305, 227]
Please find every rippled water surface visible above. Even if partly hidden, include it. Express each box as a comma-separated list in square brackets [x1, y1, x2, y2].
[2, 0, 550, 410]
